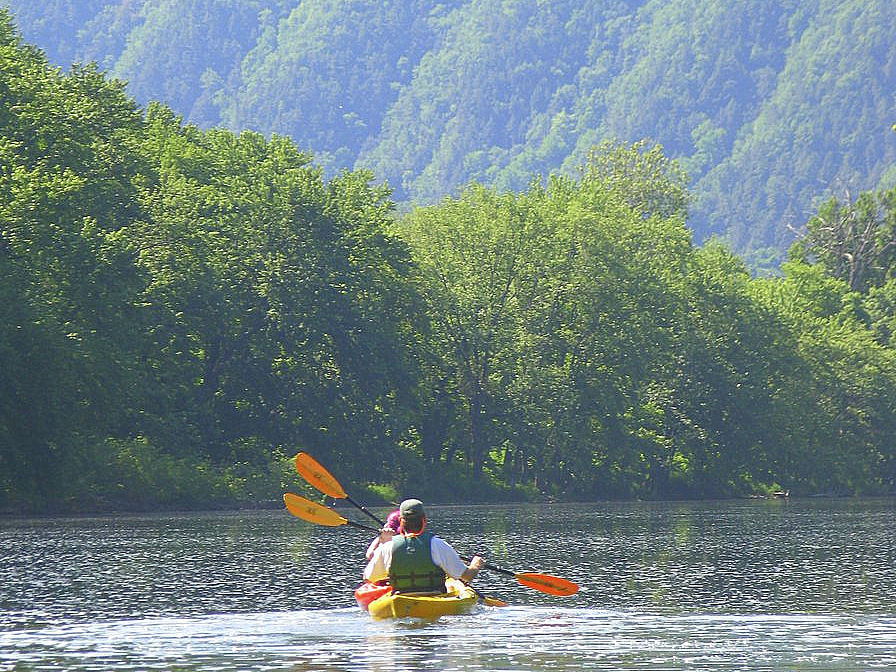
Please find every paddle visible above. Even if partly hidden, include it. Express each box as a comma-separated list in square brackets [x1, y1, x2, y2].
[284, 492, 376, 530]
[293, 452, 384, 527]
[283, 493, 509, 607]
[289, 453, 580, 597]
[282, 492, 573, 599]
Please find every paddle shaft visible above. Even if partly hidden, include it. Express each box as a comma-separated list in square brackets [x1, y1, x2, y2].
[323, 511, 515, 576]
[344, 518, 379, 533]
[347, 494, 388, 527]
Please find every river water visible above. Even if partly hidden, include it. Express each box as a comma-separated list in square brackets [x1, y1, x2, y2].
[1, 498, 894, 671]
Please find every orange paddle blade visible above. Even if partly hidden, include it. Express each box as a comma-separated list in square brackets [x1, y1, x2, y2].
[294, 452, 347, 499]
[515, 572, 579, 596]
[283, 493, 349, 527]
[481, 595, 509, 607]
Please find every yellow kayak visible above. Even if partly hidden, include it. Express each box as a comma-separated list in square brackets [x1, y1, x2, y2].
[367, 578, 479, 620]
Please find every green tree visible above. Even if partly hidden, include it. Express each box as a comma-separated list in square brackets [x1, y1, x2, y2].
[395, 142, 697, 497]
[661, 243, 799, 496]
[754, 258, 896, 494]
[791, 187, 896, 292]
[133, 106, 424, 483]
[396, 184, 543, 479]
[0, 12, 149, 507]
[111, 0, 267, 126]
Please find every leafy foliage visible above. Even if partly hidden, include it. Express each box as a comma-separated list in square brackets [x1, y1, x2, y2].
[1, 12, 895, 511]
[1, 12, 422, 510]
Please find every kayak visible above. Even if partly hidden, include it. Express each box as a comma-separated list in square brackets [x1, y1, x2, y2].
[354, 581, 392, 610]
[355, 579, 479, 620]
[369, 579, 479, 620]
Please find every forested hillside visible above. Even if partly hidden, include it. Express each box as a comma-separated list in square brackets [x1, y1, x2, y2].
[2, 10, 895, 512]
[4, 0, 895, 266]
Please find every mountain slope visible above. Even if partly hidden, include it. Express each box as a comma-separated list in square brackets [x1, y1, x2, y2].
[695, 0, 896, 253]
[5, 0, 895, 263]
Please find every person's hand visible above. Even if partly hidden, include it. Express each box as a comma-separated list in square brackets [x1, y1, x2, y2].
[459, 554, 485, 583]
[378, 528, 395, 542]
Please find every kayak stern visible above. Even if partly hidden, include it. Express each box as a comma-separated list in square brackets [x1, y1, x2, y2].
[366, 579, 478, 620]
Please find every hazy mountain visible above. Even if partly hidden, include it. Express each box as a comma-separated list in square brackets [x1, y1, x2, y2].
[6, 0, 895, 265]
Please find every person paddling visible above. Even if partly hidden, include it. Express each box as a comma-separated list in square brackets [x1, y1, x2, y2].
[363, 498, 485, 593]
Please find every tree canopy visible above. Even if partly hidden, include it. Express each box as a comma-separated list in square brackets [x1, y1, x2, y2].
[1, 11, 894, 512]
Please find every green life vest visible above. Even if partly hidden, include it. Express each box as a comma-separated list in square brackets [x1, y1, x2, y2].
[389, 532, 446, 593]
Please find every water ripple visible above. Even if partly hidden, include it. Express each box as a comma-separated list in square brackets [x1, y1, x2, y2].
[3, 608, 894, 672]
[2, 500, 894, 671]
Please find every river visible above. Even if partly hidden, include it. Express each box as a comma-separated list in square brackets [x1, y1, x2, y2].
[1, 498, 894, 671]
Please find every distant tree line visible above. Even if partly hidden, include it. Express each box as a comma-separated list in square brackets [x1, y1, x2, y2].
[1, 14, 894, 512]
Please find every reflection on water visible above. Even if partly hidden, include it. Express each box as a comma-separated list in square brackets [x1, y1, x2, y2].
[1, 498, 894, 671]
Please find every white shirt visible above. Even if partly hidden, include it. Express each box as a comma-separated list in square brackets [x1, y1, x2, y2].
[363, 534, 468, 583]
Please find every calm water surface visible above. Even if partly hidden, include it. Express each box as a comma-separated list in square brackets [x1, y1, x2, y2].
[1, 498, 894, 671]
